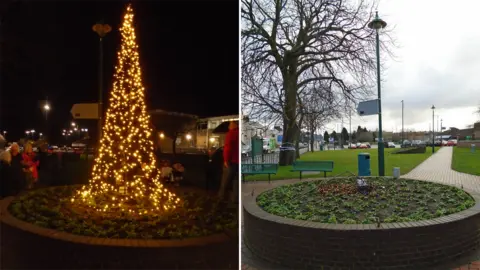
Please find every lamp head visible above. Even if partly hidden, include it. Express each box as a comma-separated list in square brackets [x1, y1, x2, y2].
[368, 11, 387, 30]
[431, 105, 436, 110]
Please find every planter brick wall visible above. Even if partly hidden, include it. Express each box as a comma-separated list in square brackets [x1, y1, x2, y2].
[243, 182, 480, 270]
[0, 197, 238, 269]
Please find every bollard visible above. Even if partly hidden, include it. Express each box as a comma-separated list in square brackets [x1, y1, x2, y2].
[393, 167, 400, 179]
[471, 144, 476, 153]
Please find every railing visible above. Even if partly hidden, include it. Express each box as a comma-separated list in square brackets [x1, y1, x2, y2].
[241, 146, 308, 164]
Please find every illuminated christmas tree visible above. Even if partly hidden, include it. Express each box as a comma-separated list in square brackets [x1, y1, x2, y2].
[73, 4, 179, 214]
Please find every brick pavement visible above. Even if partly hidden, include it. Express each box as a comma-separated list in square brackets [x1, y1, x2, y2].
[242, 147, 480, 269]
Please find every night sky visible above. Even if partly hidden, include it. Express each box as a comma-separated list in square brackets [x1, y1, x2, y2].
[0, 0, 239, 142]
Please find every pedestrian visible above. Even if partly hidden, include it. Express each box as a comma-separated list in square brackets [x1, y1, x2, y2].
[22, 142, 39, 189]
[268, 134, 277, 153]
[0, 150, 12, 198]
[218, 121, 239, 203]
[8, 143, 26, 194]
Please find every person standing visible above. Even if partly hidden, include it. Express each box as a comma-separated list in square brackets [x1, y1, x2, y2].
[8, 143, 26, 194]
[218, 121, 239, 203]
[22, 143, 39, 189]
[268, 134, 277, 153]
[0, 150, 12, 198]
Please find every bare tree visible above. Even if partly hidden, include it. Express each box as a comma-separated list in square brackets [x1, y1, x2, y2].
[300, 84, 341, 153]
[242, 0, 394, 165]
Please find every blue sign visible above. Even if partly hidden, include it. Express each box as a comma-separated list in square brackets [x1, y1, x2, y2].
[329, 137, 334, 143]
[277, 135, 283, 143]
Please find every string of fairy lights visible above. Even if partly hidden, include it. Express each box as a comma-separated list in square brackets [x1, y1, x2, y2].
[73, 4, 180, 214]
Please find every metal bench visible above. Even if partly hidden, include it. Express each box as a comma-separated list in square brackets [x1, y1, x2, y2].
[242, 163, 279, 183]
[291, 160, 334, 179]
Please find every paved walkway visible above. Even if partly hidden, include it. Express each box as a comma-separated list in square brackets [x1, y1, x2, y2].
[402, 147, 480, 193]
[242, 147, 480, 270]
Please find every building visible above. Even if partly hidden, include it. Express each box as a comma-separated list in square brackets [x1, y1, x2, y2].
[196, 115, 239, 149]
[150, 110, 238, 153]
[474, 122, 480, 140]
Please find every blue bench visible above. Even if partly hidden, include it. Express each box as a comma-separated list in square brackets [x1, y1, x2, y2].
[242, 163, 279, 183]
[291, 160, 334, 179]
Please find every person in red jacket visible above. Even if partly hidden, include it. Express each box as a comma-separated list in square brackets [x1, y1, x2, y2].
[218, 121, 239, 203]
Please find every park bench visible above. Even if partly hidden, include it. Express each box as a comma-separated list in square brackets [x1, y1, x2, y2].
[291, 160, 334, 180]
[242, 163, 279, 183]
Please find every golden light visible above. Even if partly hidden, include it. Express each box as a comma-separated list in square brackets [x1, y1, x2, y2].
[209, 137, 215, 143]
[93, 23, 112, 38]
[186, 134, 192, 140]
[159, 133, 165, 139]
[73, 4, 179, 215]
[44, 104, 50, 111]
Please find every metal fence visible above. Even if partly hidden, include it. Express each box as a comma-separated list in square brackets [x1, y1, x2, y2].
[241, 147, 309, 164]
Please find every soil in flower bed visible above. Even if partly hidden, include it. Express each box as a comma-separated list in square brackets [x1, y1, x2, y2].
[257, 177, 476, 224]
[8, 185, 237, 239]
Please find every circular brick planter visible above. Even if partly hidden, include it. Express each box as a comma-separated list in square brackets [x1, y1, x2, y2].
[0, 196, 238, 269]
[243, 179, 480, 270]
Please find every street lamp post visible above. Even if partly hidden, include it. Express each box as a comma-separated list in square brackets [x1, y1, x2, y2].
[368, 11, 387, 176]
[43, 101, 50, 139]
[93, 21, 112, 145]
[401, 100, 404, 142]
[431, 105, 435, 153]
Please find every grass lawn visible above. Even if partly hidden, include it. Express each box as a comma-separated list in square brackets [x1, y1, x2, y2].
[244, 148, 432, 181]
[452, 147, 480, 176]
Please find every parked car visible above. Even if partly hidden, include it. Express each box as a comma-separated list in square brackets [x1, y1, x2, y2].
[386, 142, 396, 148]
[447, 140, 457, 146]
[349, 144, 357, 149]
[364, 142, 371, 148]
[401, 140, 412, 148]
[359, 143, 369, 149]
[241, 142, 251, 157]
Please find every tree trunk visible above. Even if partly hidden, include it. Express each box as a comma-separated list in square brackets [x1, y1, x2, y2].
[310, 122, 315, 152]
[279, 71, 298, 166]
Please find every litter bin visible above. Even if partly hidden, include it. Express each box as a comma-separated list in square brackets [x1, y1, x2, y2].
[358, 153, 371, 177]
[472, 144, 476, 153]
[320, 144, 324, 151]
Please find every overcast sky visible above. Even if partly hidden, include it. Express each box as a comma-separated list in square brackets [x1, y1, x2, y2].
[325, 0, 480, 134]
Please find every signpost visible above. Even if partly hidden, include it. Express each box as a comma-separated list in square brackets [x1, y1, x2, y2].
[70, 103, 100, 119]
[357, 99, 380, 116]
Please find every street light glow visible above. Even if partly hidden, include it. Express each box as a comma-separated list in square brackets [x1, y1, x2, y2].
[31, 130, 35, 133]
[44, 104, 50, 111]
[71, 122, 76, 127]
[185, 134, 192, 140]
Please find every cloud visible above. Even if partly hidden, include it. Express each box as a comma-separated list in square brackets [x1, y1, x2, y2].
[324, 0, 480, 132]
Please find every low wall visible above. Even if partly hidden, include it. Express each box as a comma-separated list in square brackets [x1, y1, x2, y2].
[457, 140, 480, 148]
[0, 197, 238, 269]
[243, 182, 480, 270]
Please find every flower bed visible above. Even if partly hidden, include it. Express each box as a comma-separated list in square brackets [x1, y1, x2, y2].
[8, 185, 237, 239]
[257, 177, 475, 224]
